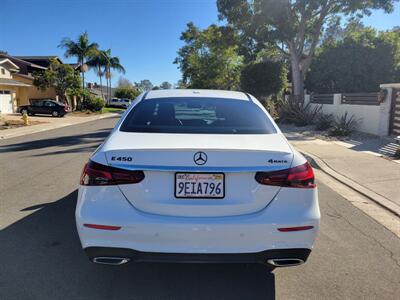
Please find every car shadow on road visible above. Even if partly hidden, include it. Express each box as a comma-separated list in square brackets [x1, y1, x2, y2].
[0, 128, 111, 154]
[1, 190, 276, 300]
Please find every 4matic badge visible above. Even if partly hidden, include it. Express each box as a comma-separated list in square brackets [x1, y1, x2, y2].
[268, 158, 288, 164]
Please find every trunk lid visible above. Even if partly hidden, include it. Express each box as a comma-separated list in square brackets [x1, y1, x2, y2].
[102, 132, 293, 217]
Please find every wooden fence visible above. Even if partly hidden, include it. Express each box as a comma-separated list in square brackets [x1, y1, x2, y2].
[310, 94, 334, 104]
[341, 93, 380, 106]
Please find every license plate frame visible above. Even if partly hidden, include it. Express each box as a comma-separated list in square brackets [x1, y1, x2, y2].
[174, 172, 225, 199]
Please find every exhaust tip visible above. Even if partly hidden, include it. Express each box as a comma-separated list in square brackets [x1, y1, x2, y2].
[267, 258, 304, 267]
[92, 257, 130, 265]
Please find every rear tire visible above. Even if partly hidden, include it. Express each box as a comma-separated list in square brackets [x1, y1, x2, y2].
[21, 108, 28, 115]
[52, 111, 59, 117]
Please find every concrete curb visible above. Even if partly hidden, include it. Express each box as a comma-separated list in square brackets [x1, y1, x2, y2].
[0, 113, 120, 140]
[299, 149, 400, 218]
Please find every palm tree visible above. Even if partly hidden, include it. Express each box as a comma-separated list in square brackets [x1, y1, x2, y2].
[101, 49, 125, 100]
[59, 31, 99, 89]
[86, 52, 107, 98]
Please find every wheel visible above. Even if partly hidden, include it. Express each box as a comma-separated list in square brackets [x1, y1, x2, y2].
[21, 108, 28, 115]
[52, 111, 59, 117]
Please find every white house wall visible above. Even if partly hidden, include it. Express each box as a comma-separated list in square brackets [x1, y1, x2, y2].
[305, 94, 386, 136]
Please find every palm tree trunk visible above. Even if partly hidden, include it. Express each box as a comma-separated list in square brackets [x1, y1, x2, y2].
[109, 70, 112, 99]
[82, 72, 85, 89]
[107, 65, 111, 100]
[98, 66, 104, 100]
[99, 75, 104, 99]
[81, 58, 85, 90]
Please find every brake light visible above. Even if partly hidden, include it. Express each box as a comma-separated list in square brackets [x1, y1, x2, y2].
[84, 224, 121, 230]
[278, 226, 314, 232]
[255, 162, 315, 188]
[80, 160, 144, 186]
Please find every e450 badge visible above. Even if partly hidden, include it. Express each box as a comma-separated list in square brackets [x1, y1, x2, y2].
[111, 156, 133, 162]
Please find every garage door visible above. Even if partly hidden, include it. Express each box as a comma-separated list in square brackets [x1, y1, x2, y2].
[0, 90, 13, 113]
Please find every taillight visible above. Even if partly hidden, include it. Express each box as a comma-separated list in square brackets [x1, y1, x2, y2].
[255, 162, 315, 188]
[80, 160, 144, 186]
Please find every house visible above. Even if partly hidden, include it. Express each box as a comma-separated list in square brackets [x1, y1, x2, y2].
[87, 82, 116, 100]
[0, 54, 61, 113]
[0, 58, 31, 113]
[15, 56, 81, 72]
[13, 55, 63, 68]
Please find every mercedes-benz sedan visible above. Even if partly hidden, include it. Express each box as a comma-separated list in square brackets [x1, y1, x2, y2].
[76, 89, 320, 269]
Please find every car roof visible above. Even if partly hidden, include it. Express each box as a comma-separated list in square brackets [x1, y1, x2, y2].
[145, 89, 250, 101]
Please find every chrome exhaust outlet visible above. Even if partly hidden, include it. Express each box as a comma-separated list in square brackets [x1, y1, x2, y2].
[267, 258, 305, 267]
[92, 257, 130, 265]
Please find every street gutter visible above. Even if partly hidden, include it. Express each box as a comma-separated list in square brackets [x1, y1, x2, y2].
[299, 149, 400, 218]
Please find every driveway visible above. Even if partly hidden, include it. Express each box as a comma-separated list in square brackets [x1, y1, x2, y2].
[0, 117, 399, 299]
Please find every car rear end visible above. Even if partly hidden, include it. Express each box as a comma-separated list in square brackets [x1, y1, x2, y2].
[76, 90, 320, 267]
[58, 102, 69, 116]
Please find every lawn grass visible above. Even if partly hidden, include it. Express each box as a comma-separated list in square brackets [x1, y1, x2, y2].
[101, 107, 126, 114]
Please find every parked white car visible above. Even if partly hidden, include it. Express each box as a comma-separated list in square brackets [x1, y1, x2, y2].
[76, 89, 320, 269]
[107, 98, 131, 108]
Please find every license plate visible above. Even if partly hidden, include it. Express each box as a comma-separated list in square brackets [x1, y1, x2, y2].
[175, 173, 225, 198]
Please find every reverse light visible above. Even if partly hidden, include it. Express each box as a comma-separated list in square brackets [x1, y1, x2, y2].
[80, 160, 144, 186]
[255, 161, 316, 188]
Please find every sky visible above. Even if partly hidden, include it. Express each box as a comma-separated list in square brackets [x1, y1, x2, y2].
[1, 0, 399, 87]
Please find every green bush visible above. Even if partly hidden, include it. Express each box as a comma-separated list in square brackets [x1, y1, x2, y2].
[114, 86, 140, 99]
[277, 97, 322, 126]
[84, 96, 105, 112]
[315, 113, 334, 131]
[329, 113, 358, 136]
[263, 99, 279, 120]
[394, 148, 400, 159]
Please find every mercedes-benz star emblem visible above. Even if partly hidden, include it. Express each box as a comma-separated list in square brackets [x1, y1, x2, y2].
[193, 151, 207, 165]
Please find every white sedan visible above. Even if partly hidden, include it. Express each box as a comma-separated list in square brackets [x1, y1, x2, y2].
[76, 89, 320, 269]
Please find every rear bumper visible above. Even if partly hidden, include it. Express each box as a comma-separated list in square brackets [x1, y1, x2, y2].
[85, 246, 311, 265]
[76, 186, 320, 254]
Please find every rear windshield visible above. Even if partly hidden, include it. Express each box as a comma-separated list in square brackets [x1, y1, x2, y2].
[120, 97, 277, 134]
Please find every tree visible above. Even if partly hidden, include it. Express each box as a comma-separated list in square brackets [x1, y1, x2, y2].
[306, 26, 399, 93]
[240, 61, 287, 98]
[174, 23, 244, 90]
[114, 86, 140, 99]
[101, 49, 125, 100]
[381, 27, 400, 81]
[33, 58, 81, 104]
[175, 80, 188, 89]
[160, 81, 173, 89]
[59, 31, 99, 89]
[135, 79, 154, 92]
[217, 0, 397, 100]
[117, 76, 133, 88]
[86, 51, 108, 98]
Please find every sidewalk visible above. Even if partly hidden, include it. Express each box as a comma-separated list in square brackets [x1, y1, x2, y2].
[289, 137, 400, 216]
[0, 113, 119, 140]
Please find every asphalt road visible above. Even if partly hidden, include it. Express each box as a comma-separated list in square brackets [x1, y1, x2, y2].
[1, 117, 399, 300]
